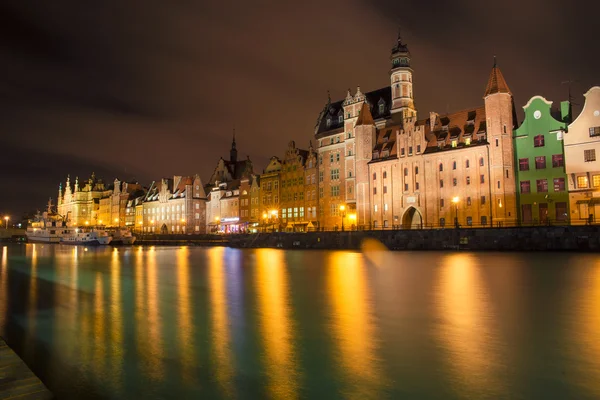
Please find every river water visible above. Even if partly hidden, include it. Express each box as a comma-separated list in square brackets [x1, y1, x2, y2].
[1, 244, 600, 399]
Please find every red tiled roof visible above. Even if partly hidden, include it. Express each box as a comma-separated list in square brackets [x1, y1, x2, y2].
[355, 102, 374, 126]
[484, 65, 511, 97]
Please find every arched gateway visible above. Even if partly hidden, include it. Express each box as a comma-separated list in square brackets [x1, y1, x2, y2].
[402, 207, 423, 229]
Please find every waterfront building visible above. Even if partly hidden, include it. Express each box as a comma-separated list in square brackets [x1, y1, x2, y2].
[280, 141, 319, 231]
[239, 177, 251, 230]
[98, 179, 144, 228]
[142, 175, 207, 234]
[304, 142, 319, 230]
[125, 194, 145, 232]
[564, 86, 600, 223]
[314, 32, 518, 229]
[250, 175, 261, 228]
[205, 134, 254, 232]
[207, 135, 254, 187]
[514, 96, 570, 224]
[219, 183, 241, 233]
[422, 63, 518, 228]
[259, 156, 282, 231]
[57, 173, 107, 226]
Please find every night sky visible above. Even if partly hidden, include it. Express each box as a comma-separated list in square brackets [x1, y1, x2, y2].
[0, 0, 598, 217]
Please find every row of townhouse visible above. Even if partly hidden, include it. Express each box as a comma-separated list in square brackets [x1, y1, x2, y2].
[55, 31, 599, 233]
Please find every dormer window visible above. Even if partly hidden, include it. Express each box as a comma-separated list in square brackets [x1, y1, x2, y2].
[452, 140, 458, 148]
[379, 103, 385, 114]
[326, 118, 331, 128]
[393, 58, 399, 66]
[347, 112, 351, 118]
[338, 115, 343, 123]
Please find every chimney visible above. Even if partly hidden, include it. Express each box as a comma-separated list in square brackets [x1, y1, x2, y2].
[429, 112, 438, 131]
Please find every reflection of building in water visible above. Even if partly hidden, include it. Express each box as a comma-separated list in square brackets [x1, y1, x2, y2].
[0, 247, 7, 328]
[435, 253, 505, 398]
[571, 260, 600, 398]
[327, 252, 383, 398]
[176, 247, 195, 382]
[255, 249, 298, 399]
[208, 247, 233, 395]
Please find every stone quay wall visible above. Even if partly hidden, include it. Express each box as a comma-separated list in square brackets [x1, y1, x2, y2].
[225, 226, 600, 252]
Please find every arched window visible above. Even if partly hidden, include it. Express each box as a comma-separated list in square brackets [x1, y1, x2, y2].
[479, 157, 484, 167]
[466, 159, 470, 168]
[452, 161, 457, 170]
[439, 163, 443, 172]
[404, 168, 408, 176]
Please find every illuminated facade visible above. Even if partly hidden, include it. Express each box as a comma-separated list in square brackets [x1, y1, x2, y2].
[259, 156, 282, 231]
[98, 179, 145, 228]
[514, 96, 570, 224]
[142, 175, 207, 234]
[564, 86, 600, 223]
[314, 33, 518, 229]
[279, 141, 318, 231]
[57, 173, 106, 226]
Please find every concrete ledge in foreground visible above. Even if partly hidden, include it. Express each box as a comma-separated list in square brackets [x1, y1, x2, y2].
[0, 338, 53, 400]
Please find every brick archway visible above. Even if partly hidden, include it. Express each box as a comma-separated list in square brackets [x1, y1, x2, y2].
[402, 207, 423, 229]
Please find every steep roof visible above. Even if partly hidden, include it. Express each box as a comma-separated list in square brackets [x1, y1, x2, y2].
[484, 62, 511, 97]
[424, 106, 488, 153]
[355, 102, 375, 126]
[315, 86, 391, 135]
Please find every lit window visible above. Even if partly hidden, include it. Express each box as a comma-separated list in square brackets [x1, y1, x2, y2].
[452, 140, 457, 148]
[465, 138, 471, 145]
[536, 179, 548, 192]
[593, 175, 600, 188]
[533, 135, 545, 147]
[589, 126, 600, 137]
[577, 176, 589, 188]
[535, 156, 546, 169]
[519, 158, 529, 171]
[553, 178, 565, 192]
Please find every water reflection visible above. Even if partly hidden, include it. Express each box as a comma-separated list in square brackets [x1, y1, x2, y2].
[327, 251, 383, 399]
[109, 248, 123, 389]
[255, 249, 298, 400]
[435, 253, 504, 398]
[571, 259, 600, 398]
[176, 246, 195, 382]
[0, 246, 7, 328]
[208, 247, 233, 396]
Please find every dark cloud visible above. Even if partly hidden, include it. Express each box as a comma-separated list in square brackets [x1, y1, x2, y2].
[0, 0, 598, 215]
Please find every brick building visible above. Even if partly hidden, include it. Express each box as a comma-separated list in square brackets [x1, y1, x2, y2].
[313, 32, 518, 229]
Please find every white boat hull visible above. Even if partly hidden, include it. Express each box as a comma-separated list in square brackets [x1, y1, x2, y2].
[61, 236, 112, 246]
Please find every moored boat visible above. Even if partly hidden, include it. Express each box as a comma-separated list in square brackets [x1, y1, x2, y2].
[61, 228, 112, 246]
[25, 199, 72, 244]
[110, 229, 136, 245]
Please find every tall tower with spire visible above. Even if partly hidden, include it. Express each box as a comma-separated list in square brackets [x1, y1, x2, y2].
[230, 130, 238, 163]
[484, 57, 518, 224]
[390, 29, 416, 118]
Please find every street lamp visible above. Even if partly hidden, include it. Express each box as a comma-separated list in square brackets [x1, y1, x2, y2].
[4, 216, 9, 230]
[215, 216, 220, 233]
[452, 197, 459, 228]
[262, 212, 268, 232]
[349, 213, 357, 230]
[339, 205, 346, 231]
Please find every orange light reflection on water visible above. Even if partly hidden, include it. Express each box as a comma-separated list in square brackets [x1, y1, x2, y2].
[435, 253, 504, 397]
[0, 246, 7, 327]
[255, 249, 298, 400]
[176, 246, 195, 382]
[327, 251, 383, 399]
[208, 247, 233, 396]
[571, 259, 600, 397]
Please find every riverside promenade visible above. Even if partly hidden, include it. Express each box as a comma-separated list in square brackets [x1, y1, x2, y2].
[136, 225, 600, 251]
[0, 338, 53, 399]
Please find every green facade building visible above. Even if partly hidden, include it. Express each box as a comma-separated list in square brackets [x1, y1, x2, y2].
[514, 96, 570, 224]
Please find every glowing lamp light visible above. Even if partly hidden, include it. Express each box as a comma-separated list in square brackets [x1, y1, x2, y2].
[339, 205, 345, 212]
[452, 196, 459, 204]
[181, 218, 185, 223]
[85, 221, 89, 225]
[349, 213, 357, 221]
[114, 218, 119, 222]
[215, 216, 220, 222]
[270, 210, 277, 216]
[99, 220, 103, 224]
[263, 213, 268, 219]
